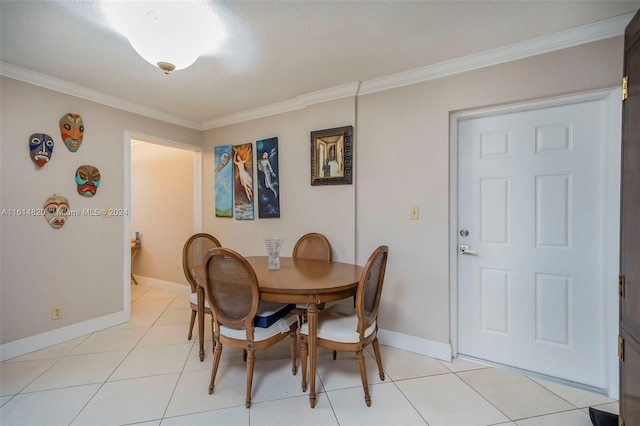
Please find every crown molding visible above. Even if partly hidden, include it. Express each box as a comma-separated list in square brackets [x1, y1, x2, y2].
[200, 98, 304, 129]
[200, 82, 360, 129]
[1, 12, 633, 131]
[0, 62, 202, 130]
[203, 12, 633, 129]
[359, 12, 633, 96]
[297, 82, 361, 106]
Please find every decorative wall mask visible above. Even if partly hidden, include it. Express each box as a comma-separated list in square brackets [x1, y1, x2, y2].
[75, 165, 101, 197]
[59, 113, 84, 152]
[29, 133, 54, 168]
[43, 195, 70, 229]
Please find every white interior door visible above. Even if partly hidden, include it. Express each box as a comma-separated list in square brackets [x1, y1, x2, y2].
[457, 99, 608, 388]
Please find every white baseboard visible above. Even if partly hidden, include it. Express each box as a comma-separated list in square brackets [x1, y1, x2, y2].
[0, 310, 129, 362]
[377, 328, 452, 362]
[1, 283, 449, 366]
[0, 276, 186, 362]
[133, 275, 191, 296]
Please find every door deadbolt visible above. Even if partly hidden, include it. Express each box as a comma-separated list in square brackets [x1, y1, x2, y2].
[459, 228, 469, 237]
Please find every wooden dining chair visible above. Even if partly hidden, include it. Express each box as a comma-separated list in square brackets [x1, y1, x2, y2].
[292, 232, 332, 262]
[292, 233, 332, 319]
[182, 233, 221, 360]
[299, 245, 389, 407]
[203, 247, 298, 408]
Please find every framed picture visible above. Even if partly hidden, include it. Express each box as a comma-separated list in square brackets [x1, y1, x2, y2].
[310, 125, 353, 185]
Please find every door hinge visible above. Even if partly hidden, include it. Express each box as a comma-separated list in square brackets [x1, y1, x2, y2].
[619, 415, 624, 426]
[619, 274, 626, 298]
[622, 76, 628, 101]
[619, 336, 625, 361]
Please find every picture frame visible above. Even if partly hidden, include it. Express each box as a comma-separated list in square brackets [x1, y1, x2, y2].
[310, 125, 353, 185]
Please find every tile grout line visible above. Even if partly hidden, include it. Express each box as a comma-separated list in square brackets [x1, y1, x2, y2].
[70, 290, 179, 425]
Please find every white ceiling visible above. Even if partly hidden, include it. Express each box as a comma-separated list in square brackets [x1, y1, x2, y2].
[1, 1, 639, 130]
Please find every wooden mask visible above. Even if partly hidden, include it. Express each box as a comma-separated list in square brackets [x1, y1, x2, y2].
[59, 113, 84, 152]
[75, 165, 101, 197]
[43, 195, 70, 229]
[29, 133, 54, 168]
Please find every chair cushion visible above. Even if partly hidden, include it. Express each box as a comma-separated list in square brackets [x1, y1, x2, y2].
[190, 292, 210, 309]
[254, 302, 295, 328]
[220, 313, 298, 341]
[300, 305, 377, 343]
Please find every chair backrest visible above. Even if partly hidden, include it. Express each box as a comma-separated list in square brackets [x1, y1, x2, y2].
[182, 233, 222, 293]
[292, 232, 332, 261]
[203, 247, 260, 338]
[355, 245, 389, 336]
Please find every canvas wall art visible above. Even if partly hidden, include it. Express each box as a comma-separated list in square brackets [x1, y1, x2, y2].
[256, 137, 280, 218]
[233, 143, 254, 220]
[214, 145, 233, 218]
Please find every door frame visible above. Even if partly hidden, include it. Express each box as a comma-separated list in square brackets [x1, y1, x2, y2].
[122, 130, 203, 312]
[449, 88, 621, 397]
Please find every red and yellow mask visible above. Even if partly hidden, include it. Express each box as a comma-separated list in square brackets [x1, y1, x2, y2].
[59, 113, 84, 152]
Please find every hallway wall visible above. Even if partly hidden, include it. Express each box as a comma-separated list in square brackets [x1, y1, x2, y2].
[131, 142, 195, 286]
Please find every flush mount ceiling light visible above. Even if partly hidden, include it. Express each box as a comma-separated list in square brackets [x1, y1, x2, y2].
[105, 1, 226, 74]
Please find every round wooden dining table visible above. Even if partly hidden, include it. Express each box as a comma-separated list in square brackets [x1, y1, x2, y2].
[196, 256, 363, 408]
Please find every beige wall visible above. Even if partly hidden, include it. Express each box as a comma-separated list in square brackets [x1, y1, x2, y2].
[0, 77, 201, 345]
[0, 36, 623, 355]
[202, 97, 357, 262]
[203, 37, 623, 348]
[356, 37, 623, 343]
[131, 142, 194, 286]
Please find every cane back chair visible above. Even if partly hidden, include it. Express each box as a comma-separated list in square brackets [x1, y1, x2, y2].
[203, 247, 298, 408]
[299, 245, 389, 407]
[292, 233, 332, 319]
[182, 233, 221, 361]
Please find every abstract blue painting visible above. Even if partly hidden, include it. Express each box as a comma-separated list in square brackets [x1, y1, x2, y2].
[214, 145, 233, 218]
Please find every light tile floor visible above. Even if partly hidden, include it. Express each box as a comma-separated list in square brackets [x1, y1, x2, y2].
[0, 284, 618, 425]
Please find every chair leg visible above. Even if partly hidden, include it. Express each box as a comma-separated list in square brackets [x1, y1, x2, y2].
[209, 340, 223, 394]
[300, 337, 308, 392]
[332, 350, 337, 360]
[188, 310, 196, 340]
[245, 349, 255, 408]
[356, 349, 371, 407]
[290, 331, 298, 375]
[372, 337, 385, 381]
[211, 317, 216, 356]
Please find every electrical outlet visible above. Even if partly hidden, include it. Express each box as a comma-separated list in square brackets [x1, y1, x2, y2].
[52, 305, 63, 320]
[410, 205, 419, 220]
